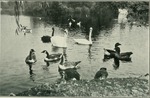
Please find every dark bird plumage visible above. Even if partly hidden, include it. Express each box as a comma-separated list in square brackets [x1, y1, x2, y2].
[41, 27, 54, 43]
[103, 43, 133, 61]
[94, 67, 108, 80]
[61, 68, 80, 81]
[58, 54, 81, 81]
[25, 49, 37, 70]
[41, 50, 62, 66]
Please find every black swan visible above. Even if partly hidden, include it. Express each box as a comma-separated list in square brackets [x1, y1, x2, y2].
[41, 27, 54, 43]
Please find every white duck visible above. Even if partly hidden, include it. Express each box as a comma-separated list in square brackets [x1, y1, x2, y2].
[51, 29, 68, 48]
[74, 27, 93, 45]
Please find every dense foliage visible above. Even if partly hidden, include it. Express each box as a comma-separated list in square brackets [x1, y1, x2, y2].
[1, 1, 149, 34]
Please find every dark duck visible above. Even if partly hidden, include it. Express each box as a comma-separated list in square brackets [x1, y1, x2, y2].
[94, 67, 108, 80]
[58, 54, 80, 81]
[41, 27, 55, 43]
[103, 43, 133, 61]
[41, 50, 62, 66]
[25, 49, 37, 74]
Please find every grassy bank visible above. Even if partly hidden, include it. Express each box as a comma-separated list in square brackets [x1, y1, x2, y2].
[16, 77, 149, 97]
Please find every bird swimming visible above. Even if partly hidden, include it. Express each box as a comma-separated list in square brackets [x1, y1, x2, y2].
[51, 29, 68, 48]
[74, 27, 93, 45]
[41, 27, 55, 43]
[41, 50, 62, 66]
[25, 49, 37, 74]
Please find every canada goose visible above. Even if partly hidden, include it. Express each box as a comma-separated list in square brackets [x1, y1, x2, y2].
[94, 67, 108, 80]
[41, 50, 62, 66]
[74, 27, 93, 45]
[103, 43, 133, 61]
[41, 27, 55, 43]
[25, 49, 37, 71]
[51, 29, 68, 48]
[58, 55, 80, 81]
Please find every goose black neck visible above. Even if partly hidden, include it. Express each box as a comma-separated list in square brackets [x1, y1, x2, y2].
[29, 51, 32, 60]
[52, 29, 54, 36]
[60, 55, 64, 65]
[45, 51, 49, 57]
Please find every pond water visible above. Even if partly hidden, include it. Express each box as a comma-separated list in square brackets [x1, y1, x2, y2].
[0, 15, 149, 95]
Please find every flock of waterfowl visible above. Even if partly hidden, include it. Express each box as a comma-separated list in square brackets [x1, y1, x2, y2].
[23, 17, 133, 81]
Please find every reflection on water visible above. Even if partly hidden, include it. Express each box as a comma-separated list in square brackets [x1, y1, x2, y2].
[0, 15, 149, 95]
[113, 57, 120, 70]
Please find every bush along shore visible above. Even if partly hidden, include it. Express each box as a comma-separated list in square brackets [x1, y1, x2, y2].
[15, 77, 149, 97]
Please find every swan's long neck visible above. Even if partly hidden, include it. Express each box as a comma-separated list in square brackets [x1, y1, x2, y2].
[89, 29, 92, 42]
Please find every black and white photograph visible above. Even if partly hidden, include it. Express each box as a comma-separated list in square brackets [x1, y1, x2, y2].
[0, 0, 149, 97]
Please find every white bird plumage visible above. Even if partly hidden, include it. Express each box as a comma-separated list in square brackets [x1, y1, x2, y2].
[74, 27, 93, 45]
[51, 29, 68, 48]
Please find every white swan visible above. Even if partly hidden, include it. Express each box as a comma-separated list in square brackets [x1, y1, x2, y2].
[74, 27, 93, 45]
[51, 29, 68, 48]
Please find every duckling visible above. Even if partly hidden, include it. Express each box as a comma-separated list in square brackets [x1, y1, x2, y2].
[41, 50, 62, 66]
[25, 49, 37, 71]
[94, 67, 108, 80]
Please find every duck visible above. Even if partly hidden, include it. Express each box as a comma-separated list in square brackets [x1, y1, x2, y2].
[74, 27, 93, 45]
[41, 27, 55, 43]
[103, 43, 133, 61]
[25, 49, 37, 71]
[94, 67, 108, 80]
[41, 50, 62, 66]
[51, 29, 68, 48]
[58, 55, 80, 80]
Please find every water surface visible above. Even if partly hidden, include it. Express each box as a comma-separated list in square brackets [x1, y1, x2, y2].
[0, 15, 149, 95]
